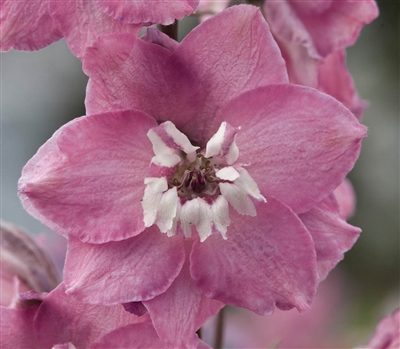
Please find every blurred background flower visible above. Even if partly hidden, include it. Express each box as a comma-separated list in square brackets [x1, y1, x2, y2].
[1, 0, 398, 347]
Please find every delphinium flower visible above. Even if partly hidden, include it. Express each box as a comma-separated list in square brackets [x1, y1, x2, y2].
[18, 5, 366, 347]
[262, 0, 379, 119]
[362, 309, 400, 349]
[0, 0, 199, 56]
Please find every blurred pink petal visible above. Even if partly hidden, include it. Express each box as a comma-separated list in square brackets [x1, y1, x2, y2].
[299, 195, 361, 280]
[334, 178, 357, 219]
[0, 0, 62, 51]
[0, 220, 60, 306]
[319, 50, 368, 120]
[263, 0, 378, 116]
[366, 309, 400, 349]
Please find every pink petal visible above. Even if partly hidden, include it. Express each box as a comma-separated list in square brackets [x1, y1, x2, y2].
[290, 0, 379, 56]
[191, 198, 318, 315]
[84, 33, 204, 122]
[299, 195, 361, 280]
[265, 0, 379, 58]
[18, 110, 157, 244]
[0, 220, 60, 305]
[318, 50, 368, 120]
[34, 283, 143, 349]
[64, 228, 185, 305]
[94, 0, 199, 26]
[333, 178, 357, 219]
[90, 323, 165, 349]
[216, 84, 366, 214]
[367, 309, 400, 349]
[144, 241, 224, 349]
[263, 0, 321, 87]
[49, 0, 141, 58]
[0, 306, 39, 349]
[0, 0, 62, 51]
[141, 27, 179, 52]
[173, 5, 288, 144]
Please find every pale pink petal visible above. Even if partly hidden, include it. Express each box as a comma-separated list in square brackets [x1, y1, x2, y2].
[367, 309, 400, 349]
[1, 220, 60, 306]
[289, 0, 379, 56]
[0, 0, 62, 51]
[49, 0, 141, 57]
[90, 323, 166, 349]
[84, 33, 204, 121]
[144, 241, 224, 349]
[141, 27, 179, 52]
[191, 198, 318, 315]
[263, 0, 321, 87]
[64, 228, 185, 305]
[334, 178, 357, 219]
[94, 0, 199, 26]
[0, 306, 39, 349]
[299, 195, 361, 280]
[34, 283, 144, 349]
[319, 50, 368, 120]
[173, 5, 288, 144]
[215, 84, 366, 214]
[18, 110, 157, 244]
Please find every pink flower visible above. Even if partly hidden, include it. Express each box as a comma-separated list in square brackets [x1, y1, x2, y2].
[0, 0, 199, 56]
[364, 309, 400, 349]
[263, 0, 378, 118]
[19, 5, 365, 347]
[334, 178, 357, 219]
[0, 220, 60, 306]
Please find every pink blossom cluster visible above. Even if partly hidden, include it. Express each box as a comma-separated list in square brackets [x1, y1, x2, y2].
[0, 0, 385, 348]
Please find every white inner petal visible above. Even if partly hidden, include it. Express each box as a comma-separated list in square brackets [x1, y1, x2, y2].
[216, 166, 240, 181]
[164, 121, 199, 155]
[205, 121, 227, 158]
[142, 178, 168, 227]
[226, 134, 239, 165]
[235, 168, 267, 202]
[219, 182, 257, 216]
[211, 195, 230, 240]
[155, 187, 178, 233]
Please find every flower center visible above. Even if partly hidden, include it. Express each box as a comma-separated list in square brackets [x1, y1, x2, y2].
[141, 121, 266, 242]
[170, 153, 221, 199]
